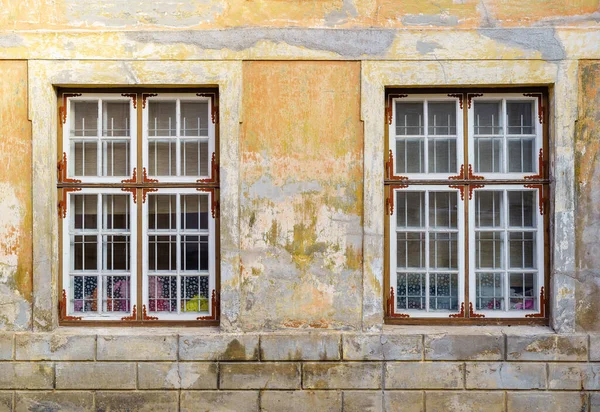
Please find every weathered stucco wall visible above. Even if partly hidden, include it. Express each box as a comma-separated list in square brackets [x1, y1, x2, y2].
[239, 61, 363, 330]
[0, 61, 32, 331]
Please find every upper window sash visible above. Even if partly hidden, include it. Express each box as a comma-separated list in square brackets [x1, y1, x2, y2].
[389, 94, 464, 180]
[142, 93, 216, 183]
[62, 94, 137, 183]
[468, 185, 545, 318]
[468, 94, 543, 180]
[388, 185, 465, 318]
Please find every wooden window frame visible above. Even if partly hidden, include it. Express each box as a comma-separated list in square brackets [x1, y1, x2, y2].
[57, 87, 220, 326]
[384, 87, 549, 325]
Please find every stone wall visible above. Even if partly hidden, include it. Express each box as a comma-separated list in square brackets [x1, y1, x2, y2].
[0, 329, 598, 411]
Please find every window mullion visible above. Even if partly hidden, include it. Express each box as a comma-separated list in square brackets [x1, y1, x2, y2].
[503, 190, 509, 313]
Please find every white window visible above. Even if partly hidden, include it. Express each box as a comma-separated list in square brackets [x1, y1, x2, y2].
[59, 91, 219, 323]
[386, 90, 547, 321]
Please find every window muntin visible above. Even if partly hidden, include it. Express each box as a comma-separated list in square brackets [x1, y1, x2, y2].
[390, 95, 463, 179]
[59, 90, 219, 323]
[386, 89, 547, 322]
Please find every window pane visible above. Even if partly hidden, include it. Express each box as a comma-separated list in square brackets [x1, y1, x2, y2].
[73, 141, 98, 176]
[509, 232, 535, 269]
[476, 273, 504, 310]
[181, 102, 209, 137]
[70, 101, 98, 137]
[148, 141, 177, 176]
[73, 194, 98, 230]
[474, 101, 502, 135]
[474, 137, 502, 173]
[180, 276, 209, 312]
[396, 192, 425, 228]
[428, 138, 456, 173]
[181, 195, 209, 231]
[181, 140, 210, 176]
[476, 231, 503, 269]
[396, 139, 424, 173]
[507, 101, 534, 135]
[428, 102, 456, 135]
[148, 102, 176, 136]
[102, 101, 130, 137]
[429, 273, 458, 311]
[509, 273, 536, 310]
[104, 235, 130, 271]
[429, 232, 458, 269]
[149, 195, 176, 231]
[508, 191, 535, 228]
[103, 275, 130, 312]
[475, 191, 502, 228]
[396, 232, 425, 268]
[395, 102, 424, 135]
[148, 276, 177, 312]
[508, 137, 535, 173]
[73, 235, 97, 271]
[102, 141, 129, 176]
[104, 195, 129, 231]
[72, 275, 98, 312]
[429, 192, 457, 229]
[396, 272, 426, 310]
[149, 235, 177, 271]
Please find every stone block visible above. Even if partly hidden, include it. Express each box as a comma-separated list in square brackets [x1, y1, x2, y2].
[589, 335, 600, 361]
[548, 363, 600, 390]
[97, 335, 177, 361]
[180, 391, 259, 412]
[138, 362, 218, 389]
[506, 334, 587, 361]
[343, 391, 382, 412]
[384, 391, 424, 412]
[0, 363, 53, 389]
[425, 391, 505, 412]
[385, 362, 463, 389]
[591, 393, 600, 411]
[507, 392, 587, 412]
[15, 391, 94, 411]
[466, 362, 545, 389]
[342, 334, 422, 360]
[0, 392, 11, 412]
[424, 333, 504, 360]
[260, 334, 340, 360]
[220, 363, 300, 389]
[56, 362, 135, 389]
[261, 391, 341, 412]
[96, 391, 178, 412]
[0, 334, 12, 360]
[16, 333, 95, 360]
[179, 334, 259, 361]
[303, 362, 382, 389]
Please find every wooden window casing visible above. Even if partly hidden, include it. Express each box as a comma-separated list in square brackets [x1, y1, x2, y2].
[384, 88, 549, 325]
[57, 88, 220, 326]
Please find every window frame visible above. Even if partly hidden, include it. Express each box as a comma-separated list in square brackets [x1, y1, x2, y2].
[384, 87, 550, 325]
[57, 88, 220, 326]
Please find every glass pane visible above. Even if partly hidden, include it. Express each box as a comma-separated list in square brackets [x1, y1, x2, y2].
[429, 232, 458, 269]
[509, 273, 536, 310]
[103, 195, 129, 231]
[72, 275, 98, 312]
[180, 276, 209, 312]
[104, 235, 130, 271]
[103, 275, 130, 312]
[182, 140, 209, 176]
[429, 273, 458, 311]
[102, 101, 130, 137]
[508, 191, 535, 228]
[475, 191, 502, 228]
[429, 192, 457, 229]
[396, 139, 424, 173]
[73, 194, 98, 230]
[73, 141, 98, 176]
[396, 192, 425, 228]
[428, 102, 456, 135]
[102, 141, 129, 176]
[474, 138, 502, 173]
[508, 138, 535, 173]
[395, 102, 424, 135]
[148, 276, 177, 312]
[181, 195, 209, 231]
[396, 232, 425, 268]
[428, 138, 456, 173]
[509, 232, 535, 269]
[507, 101, 534, 135]
[181, 102, 209, 137]
[396, 272, 426, 310]
[70, 101, 98, 137]
[474, 101, 502, 135]
[149, 195, 176, 231]
[148, 235, 176, 271]
[148, 141, 177, 176]
[148, 102, 176, 136]
[73, 235, 97, 271]
[476, 273, 504, 310]
[476, 231, 503, 269]
[181, 235, 199, 271]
